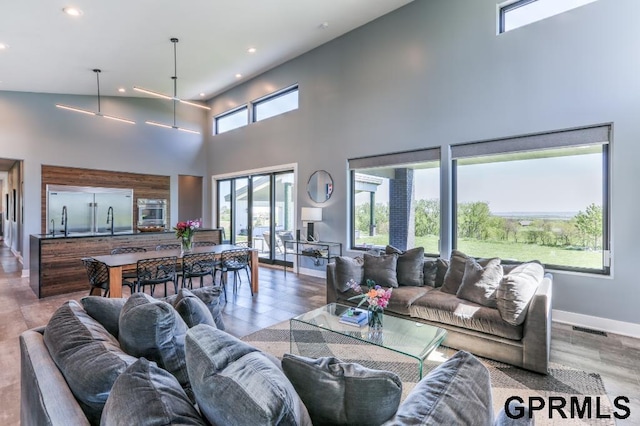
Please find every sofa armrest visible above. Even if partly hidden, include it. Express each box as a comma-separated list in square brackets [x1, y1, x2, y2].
[521, 273, 553, 374]
[326, 262, 339, 303]
[20, 329, 90, 426]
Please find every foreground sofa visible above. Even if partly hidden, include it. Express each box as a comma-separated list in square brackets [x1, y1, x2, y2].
[20, 286, 533, 425]
[327, 249, 553, 374]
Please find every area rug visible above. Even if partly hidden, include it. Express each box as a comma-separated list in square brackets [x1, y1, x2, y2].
[242, 321, 614, 426]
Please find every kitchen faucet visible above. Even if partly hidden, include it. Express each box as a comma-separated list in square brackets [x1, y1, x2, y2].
[106, 206, 114, 235]
[61, 206, 68, 237]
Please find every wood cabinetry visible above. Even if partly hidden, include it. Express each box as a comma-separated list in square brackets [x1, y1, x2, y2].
[29, 229, 223, 298]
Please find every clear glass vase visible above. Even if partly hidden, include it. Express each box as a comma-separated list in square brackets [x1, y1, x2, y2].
[368, 305, 384, 331]
[181, 234, 193, 254]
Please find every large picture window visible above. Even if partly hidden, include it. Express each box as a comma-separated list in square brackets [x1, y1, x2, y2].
[349, 149, 440, 256]
[452, 125, 610, 274]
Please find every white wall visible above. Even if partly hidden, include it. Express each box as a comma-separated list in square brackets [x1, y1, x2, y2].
[206, 0, 640, 325]
[0, 91, 210, 268]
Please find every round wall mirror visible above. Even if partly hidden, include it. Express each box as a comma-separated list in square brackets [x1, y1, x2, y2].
[307, 170, 334, 203]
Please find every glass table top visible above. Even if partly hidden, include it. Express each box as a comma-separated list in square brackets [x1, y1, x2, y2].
[291, 303, 447, 361]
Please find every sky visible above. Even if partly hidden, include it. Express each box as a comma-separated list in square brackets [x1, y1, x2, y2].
[367, 153, 602, 215]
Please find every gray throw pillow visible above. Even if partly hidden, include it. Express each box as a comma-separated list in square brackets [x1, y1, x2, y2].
[80, 296, 127, 338]
[118, 293, 191, 399]
[174, 288, 216, 328]
[456, 257, 503, 308]
[423, 258, 449, 288]
[282, 354, 402, 425]
[185, 325, 312, 426]
[335, 256, 364, 292]
[386, 246, 425, 287]
[383, 351, 494, 426]
[101, 358, 206, 426]
[43, 301, 137, 424]
[363, 253, 399, 288]
[162, 286, 225, 330]
[441, 250, 469, 294]
[496, 262, 544, 326]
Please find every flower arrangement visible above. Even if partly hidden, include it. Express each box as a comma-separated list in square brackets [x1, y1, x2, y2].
[347, 279, 392, 331]
[347, 278, 393, 309]
[173, 219, 201, 251]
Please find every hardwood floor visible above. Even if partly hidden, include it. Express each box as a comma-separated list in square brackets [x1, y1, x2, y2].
[0, 245, 638, 425]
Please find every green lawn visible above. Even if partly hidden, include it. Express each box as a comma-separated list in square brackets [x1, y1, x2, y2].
[356, 235, 602, 269]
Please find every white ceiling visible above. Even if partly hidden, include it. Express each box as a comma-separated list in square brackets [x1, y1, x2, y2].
[0, 0, 413, 100]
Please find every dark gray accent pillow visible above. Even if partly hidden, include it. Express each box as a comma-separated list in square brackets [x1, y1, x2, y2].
[174, 288, 216, 328]
[43, 301, 137, 424]
[396, 247, 425, 286]
[441, 250, 469, 294]
[363, 253, 399, 288]
[282, 354, 402, 425]
[383, 351, 494, 426]
[80, 296, 127, 338]
[118, 293, 191, 398]
[456, 257, 503, 308]
[101, 358, 206, 426]
[423, 258, 449, 288]
[162, 286, 225, 330]
[335, 256, 364, 292]
[497, 262, 544, 325]
[185, 325, 312, 426]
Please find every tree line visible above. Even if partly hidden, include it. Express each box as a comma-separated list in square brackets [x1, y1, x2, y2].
[355, 200, 602, 250]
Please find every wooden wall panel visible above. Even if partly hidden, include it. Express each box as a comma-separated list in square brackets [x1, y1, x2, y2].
[41, 165, 170, 233]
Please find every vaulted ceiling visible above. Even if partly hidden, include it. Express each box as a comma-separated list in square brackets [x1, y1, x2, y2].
[0, 0, 412, 100]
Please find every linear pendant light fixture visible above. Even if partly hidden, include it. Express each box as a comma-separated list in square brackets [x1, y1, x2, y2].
[56, 69, 136, 124]
[134, 38, 211, 111]
[140, 38, 204, 134]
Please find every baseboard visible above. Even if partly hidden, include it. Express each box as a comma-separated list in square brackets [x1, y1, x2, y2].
[21, 268, 29, 278]
[297, 267, 326, 278]
[553, 309, 640, 339]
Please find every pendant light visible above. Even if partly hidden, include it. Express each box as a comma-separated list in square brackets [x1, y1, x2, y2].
[140, 38, 204, 134]
[56, 69, 136, 125]
[134, 38, 210, 111]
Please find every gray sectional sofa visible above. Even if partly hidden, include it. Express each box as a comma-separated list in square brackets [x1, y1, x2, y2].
[20, 285, 533, 425]
[326, 249, 553, 374]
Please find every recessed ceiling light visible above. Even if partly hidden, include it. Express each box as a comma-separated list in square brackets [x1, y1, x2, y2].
[199, 93, 205, 97]
[235, 73, 242, 79]
[0, 43, 9, 50]
[118, 88, 126, 93]
[247, 47, 256, 54]
[62, 7, 83, 17]
[319, 22, 329, 29]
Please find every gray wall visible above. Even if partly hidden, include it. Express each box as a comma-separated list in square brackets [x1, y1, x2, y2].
[178, 175, 204, 222]
[207, 0, 639, 325]
[0, 91, 210, 266]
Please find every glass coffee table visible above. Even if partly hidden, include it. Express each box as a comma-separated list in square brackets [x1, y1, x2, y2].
[290, 303, 447, 382]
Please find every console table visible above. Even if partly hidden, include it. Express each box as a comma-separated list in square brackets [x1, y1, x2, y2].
[283, 240, 342, 275]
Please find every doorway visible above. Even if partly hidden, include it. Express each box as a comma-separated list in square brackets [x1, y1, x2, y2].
[216, 170, 294, 267]
[0, 158, 23, 259]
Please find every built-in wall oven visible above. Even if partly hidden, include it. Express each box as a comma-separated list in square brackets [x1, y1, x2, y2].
[137, 199, 167, 228]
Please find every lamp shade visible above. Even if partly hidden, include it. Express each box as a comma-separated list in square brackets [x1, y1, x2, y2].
[301, 207, 322, 222]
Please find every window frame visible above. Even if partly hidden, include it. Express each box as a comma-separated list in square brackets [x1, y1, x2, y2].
[499, 0, 598, 34]
[213, 105, 249, 135]
[451, 125, 611, 275]
[251, 84, 299, 123]
[499, 0, 536, 33]
[348, 148, 441, 257]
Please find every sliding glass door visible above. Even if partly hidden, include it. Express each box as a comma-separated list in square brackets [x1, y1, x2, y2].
[216, 170, 294, 266]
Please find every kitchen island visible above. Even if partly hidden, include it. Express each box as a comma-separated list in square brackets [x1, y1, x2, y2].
[29, 229, 223, 298]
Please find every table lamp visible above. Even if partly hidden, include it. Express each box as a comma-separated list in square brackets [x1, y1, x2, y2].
[301, 207, 322, 241]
